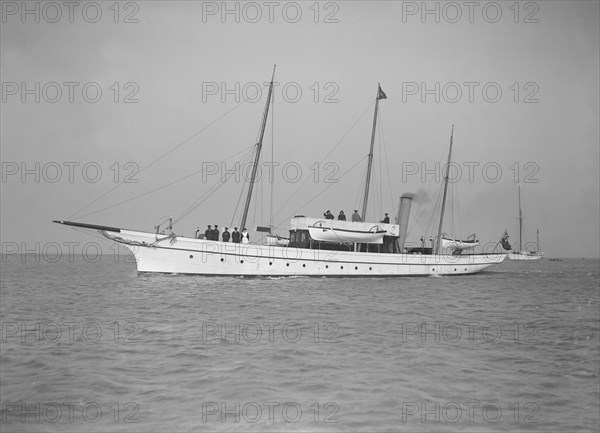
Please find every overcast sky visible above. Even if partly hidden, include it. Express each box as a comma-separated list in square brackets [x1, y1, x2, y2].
[1, 1, 599, 258]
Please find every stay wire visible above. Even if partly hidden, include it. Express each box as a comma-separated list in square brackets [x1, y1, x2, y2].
[76, 144, 255, 220]
[271, 100, 376, 221]
[174, 145, 257, 224]
[68, 83, 267, 221]
[276, 156, 368, 229]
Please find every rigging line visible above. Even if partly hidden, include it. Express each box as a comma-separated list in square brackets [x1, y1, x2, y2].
[417, 176, 442, 234]
[270, 83, 275, 230]
[379, 111, 395, 217]
[321, 100, 376, 165]
[229, 153, 254, 228]
[408, 134, 451, 236]
[379, 132, 384, 216]
[253, 173, 260, 233]
[449, 180, 455, 235]
[229, 181, 247, 229]
[354, 160, 369, 212]
[271, 100, 376, 221]
[276, 156, 368, 228]
[228, 146, 260, 228]
[452, 179, 457, 236]
[68, 84, 267, 221]
[376, 115, 383, 218]
[258, 145, 263, 230]
[174, 173, 233, 225]
[174, 146, 257, 224]
[371, 169, 380, 220]
[411, 171, 443, 238]
[456, 179, 463, 238]
[75, 144, 255, 220]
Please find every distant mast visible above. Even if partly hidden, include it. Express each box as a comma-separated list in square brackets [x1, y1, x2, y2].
[361, 84, 386, 222]
[435, 125, 454, 255]
[239, 65, 276, 233]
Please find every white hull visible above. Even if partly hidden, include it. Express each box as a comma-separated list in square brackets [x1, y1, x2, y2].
[107, 229, 506, 276]
[507, 251, 543, 261]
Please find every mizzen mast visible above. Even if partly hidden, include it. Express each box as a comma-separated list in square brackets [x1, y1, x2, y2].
[435, 125, 454, 255]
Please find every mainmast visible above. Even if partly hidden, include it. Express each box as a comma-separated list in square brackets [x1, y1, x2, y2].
[361, 84, 386, 222]
[240, 65, 276, 232]
[435, 125, 454, 255]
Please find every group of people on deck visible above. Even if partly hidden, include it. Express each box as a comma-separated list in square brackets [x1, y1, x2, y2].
[324, 210, 390, 223]
[196, 210, 391, 243]
[194, 225, 249, 243]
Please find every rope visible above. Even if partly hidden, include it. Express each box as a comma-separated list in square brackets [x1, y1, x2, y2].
[75, 144, 255, 220]
[271, 100, 376, 221]
[379, 111, 396, 220]
[354, 160, 368, 212]
[174, 145, 257, 224]
[275, 156, 368, 228]
[67, 84, 268, 220]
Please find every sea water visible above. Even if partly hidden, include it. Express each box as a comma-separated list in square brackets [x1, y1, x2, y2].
[1, 256, 598, 432]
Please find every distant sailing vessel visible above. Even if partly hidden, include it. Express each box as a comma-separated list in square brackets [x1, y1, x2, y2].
[55, 67, 506, 276]
[507, 185, 543, 261]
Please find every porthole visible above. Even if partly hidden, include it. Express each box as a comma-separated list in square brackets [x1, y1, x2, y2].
[369, 267, 372, 270]
[189, 255, 193, 259]
[269, 262, 273, 265]
[326, 265, 329, 269]
[286, 263, 290, 267]
[303, 264, 306, 268]
[341, 266, 344, 269]
[240, 260, 244, 264]
[432, 268, 435, 271]
[221, 258, 225, 262]
[355, 266, 358, 270]
[454, 268, 457, 271]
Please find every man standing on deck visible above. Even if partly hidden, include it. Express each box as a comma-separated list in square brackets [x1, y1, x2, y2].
[204, 225, 212, 240]
[352, 210, 362, 222]
[380, 213, 390, 223]
[213, 225, 220, 241]
[338, 210, 346, 220]
[222, 227, 230, 242]
[232, 227, 241, 243]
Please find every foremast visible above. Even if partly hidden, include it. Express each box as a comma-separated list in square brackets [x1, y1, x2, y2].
[239, 65, 276, 232]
